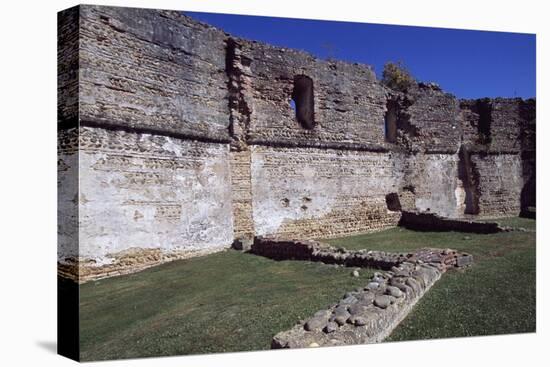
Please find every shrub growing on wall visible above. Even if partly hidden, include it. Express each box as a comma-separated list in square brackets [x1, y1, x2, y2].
[382, 62, 416, 92]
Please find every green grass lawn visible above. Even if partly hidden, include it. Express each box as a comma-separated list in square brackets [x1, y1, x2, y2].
[79, 217, 535, 360]
[481, 216, 536, 231]
[325, 218, 536, 341]
[79, 250, 374, 360]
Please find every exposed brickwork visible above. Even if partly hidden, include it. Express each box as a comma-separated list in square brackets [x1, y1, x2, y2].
[57, 6, 79, 128]
[519, 99, 536, 217]
[238, 39, 388, 151]
[396, 84, 462, 154]
[250, 146, 402, 238]
[470, 153, 522, 217]
[58, 5, 535, 282]
[78, 6, 230, 142]
[230, 150, 255, 239]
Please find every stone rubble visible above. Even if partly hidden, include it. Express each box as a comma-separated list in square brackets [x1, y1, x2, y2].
[260, 236, 474, 349]
[272, 259, 452, 348]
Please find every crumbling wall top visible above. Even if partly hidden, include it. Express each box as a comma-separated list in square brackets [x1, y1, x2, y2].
[78, 5, 231, 142]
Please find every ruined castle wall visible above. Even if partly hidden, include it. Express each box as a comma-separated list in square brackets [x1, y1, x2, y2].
[396, 86, 462, 154]
[239, 40, 390, 150]
[459, 98, 533, 217]
[77, 127, 234, 263]
[78, 5, 231, 141]
[470, 153, 522, 217]
[230, 38, 405, 239]
[392, 86, 464, 218]
[58, 6, 237, 280]
[58, 129, 80, 263]
[58, 8, 80, 274]
[401, 153, 463, 218]
[58, 6, 80, 128]
[519, 99, 536, 215]
[58, 5, 535, 281]
[250, 146, 403, 239]
[460, 98, 522, 153]
[231, 39, 407, 239]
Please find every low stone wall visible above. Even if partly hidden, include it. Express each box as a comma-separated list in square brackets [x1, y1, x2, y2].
[252, 236, 473, 348]
[251, 237, 412, 269]
[398, 211, 507, 233]
[58, 246, 224, 283]
[251, 236, 473, 270]
[272, 260, 443, 348]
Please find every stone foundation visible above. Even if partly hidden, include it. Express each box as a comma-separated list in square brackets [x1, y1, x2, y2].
[58, 246, 226, 283]
[398, 211, 509, 233]
[58, 5, 534, 283]
[251, 236, 473, 270]
[273, 261, 444, 348]
[269, 239, 473, 348]
[245, 236, 473, 348]
[251, 237, 412, 269]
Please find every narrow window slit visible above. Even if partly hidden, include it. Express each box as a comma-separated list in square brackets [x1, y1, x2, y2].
[385, 99, 398, 143]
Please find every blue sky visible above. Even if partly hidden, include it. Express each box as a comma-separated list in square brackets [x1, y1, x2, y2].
[186, 11, 536, 99]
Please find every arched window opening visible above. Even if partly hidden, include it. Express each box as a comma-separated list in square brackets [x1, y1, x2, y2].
[291, 75, 315, 129]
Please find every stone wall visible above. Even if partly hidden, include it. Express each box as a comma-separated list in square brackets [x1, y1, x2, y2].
[58, 5, 535, 281]
[238, 39, 388, 151]
[519, 99, 536, 217]
[58, 7, 80, 280]
[459, 98, 534, 217]
[470, 153, 523, 216]
[250, 146, 402, 238]
[77, 127, 233, 264]
[251, 236, 473, 269]
[273, 262, 444, 348]
[400, 153, 463, 218]
[58, 5, 236, 281]
[269, 241, 473, 349]
[58, 129, 79, 268]
[78, 5, 230, 141]
[398, 212, 507, 233]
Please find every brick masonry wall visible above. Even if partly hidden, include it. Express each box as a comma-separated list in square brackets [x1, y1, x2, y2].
[58, 126, 235, 281]
[250, 146, 403, 238]
[396, 84, 462, 154]
[58, 5, 535, 281]
[470, 153, 523, 217]
[58, 128, 79, 263]
[230, 150, 255, 239]
[401, 153, 464, 218]
[78, 5, 231, 142]
[238, 39, 390, 151]
[57, 7, 79, 128]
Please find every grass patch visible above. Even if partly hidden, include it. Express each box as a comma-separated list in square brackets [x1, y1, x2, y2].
[79, 250, 373, 360]
[79, 217, 535, 359]
[325, 218, 536, 340]
[481, 216, 536, 231]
